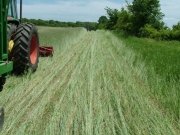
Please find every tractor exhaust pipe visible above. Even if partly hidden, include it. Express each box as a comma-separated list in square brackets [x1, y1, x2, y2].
[20, 0, 22, 23]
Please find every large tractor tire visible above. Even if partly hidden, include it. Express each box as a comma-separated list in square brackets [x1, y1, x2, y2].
[13, 23, 39, 74]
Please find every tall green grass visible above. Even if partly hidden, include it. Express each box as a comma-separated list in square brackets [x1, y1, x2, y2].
[114, 31, 180, 123]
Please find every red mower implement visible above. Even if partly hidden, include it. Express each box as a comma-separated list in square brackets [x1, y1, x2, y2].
[40, 46, 54, 57]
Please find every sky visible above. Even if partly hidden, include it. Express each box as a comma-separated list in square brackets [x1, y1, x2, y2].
[17, 0, 180, 28]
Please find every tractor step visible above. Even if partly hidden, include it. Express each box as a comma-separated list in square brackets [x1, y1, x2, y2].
[39, 46, 54, 57]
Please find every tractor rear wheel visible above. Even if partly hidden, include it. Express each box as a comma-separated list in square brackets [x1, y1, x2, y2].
[13, 23, 39, 74]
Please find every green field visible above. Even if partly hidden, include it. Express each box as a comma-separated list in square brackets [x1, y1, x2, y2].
[0, 27, 179, 134]
[115, 32, 180, 122]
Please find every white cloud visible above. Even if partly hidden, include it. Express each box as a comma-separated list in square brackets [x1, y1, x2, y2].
[20, 0, 124, 22]
[160, 0, 180, 28]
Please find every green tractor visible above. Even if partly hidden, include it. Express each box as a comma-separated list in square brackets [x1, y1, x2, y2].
[0, 0, 51, 129]
[1, 0, 40, 90]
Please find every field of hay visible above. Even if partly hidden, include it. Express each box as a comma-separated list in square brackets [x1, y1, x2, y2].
[0, 27, 179, 134]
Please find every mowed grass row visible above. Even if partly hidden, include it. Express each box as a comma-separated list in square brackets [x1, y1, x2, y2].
[0, 27, 88, 134]
[0, 27, 178, 134]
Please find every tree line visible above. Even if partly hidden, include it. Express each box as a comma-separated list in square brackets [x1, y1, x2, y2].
[22, 18, 98, 31]
[22, 0, 180, 41]
[98, 0, 180, 41]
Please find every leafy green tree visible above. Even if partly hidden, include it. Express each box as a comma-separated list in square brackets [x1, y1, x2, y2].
[37, 19, 47, 26]
[127, 0, 164, 35]
[75, 21, 83, 27]
[98, 16, 108, 29]
[22, 18, 30, 23]
[171, 21, 180, 40]
[98, 16, 108, 24]
[105, 7, 119, 30]
[49, 20, 55, 26]
[91, 22, 98, 31]
[115, 7, 132, 32]
[172, 21, 180, 30]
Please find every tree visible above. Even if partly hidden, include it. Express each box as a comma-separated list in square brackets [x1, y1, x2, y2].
[98, 16, 108, 29]
[98, 16, 108, 24]
[75, 21, 81, 27]
[49, 20, 55, 26]
[115, 7, 132, 32]
[90, 22, 98, 31]
[127, 0, 164, 35]
[172, 21, 180, 31]
[37, 19, 47, 26]
[171, 21, 180, 40]
[105, 7, 119, 30]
